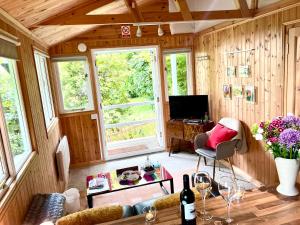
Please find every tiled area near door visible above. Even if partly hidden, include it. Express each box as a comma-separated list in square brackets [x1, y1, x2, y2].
[107, 136, 161, 157]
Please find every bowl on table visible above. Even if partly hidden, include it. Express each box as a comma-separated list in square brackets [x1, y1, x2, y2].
[142, 166, 156, 176]
[119, 170, 141, 182]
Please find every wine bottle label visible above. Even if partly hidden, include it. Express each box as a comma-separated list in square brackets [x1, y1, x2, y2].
[184, 203, 196, 220]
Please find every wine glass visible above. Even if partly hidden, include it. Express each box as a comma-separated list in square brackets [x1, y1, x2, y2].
[234, 183, 245, 203]
[194, 171, 212, 221]
[143, 206, 156, 223]
[218, 176, 236, 224]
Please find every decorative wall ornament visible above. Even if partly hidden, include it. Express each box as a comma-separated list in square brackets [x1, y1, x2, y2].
[223, 84, 232, 99]
[232, 85, 243, 98]
[245, 85, 256, 103]
[239, 65, 250, 77]
[226, 66, 236, 77]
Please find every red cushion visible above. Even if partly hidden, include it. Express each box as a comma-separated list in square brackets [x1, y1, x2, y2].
[206, 123, 238, 150]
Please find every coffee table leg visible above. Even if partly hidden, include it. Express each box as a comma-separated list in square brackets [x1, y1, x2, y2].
[87, 195, 93, 208]
[159, 181, 169, 195]
[170, 179, 174, 194]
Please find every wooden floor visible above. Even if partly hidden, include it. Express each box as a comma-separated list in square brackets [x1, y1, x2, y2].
[99, 187, 300, 225]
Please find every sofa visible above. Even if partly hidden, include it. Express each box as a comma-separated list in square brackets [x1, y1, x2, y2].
[56, 178, 220, 225]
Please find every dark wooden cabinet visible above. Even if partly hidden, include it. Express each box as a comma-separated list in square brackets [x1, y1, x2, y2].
[166, 120, 214, 155]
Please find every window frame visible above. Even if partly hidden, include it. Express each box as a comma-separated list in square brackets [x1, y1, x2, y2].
[0, 57, 32, 188]
[52, 56, 94, 114]
[33, 50, 56, 130]
[163, 49, 193, 101]
[0, 134, 9, 189]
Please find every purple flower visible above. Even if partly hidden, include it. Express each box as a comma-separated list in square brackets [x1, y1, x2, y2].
[279, 128, 300, 148]
[282, 115, 300, 128]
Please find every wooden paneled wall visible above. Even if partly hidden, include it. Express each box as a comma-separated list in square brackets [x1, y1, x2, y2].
[50, 34, 194, 165]
[194, 6, 300, 185]
[0, 17, 64, 225]
[60, 114, 101, 166]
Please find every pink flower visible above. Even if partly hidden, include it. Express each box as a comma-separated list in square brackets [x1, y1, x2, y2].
[259, 122, 265, 128]
[269, 137, 278, 143]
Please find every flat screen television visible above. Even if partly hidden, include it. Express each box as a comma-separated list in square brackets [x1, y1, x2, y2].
[169, 95, 209, 120]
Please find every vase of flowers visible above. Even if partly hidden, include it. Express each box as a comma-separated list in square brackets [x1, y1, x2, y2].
[252, 114, 300, 196]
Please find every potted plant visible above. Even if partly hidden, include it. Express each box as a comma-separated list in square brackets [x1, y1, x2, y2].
[252, 114, 300, 196]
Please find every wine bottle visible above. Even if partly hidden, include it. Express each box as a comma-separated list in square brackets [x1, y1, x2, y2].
[180, 174, 196, 225]
[204, 112, 209, 122]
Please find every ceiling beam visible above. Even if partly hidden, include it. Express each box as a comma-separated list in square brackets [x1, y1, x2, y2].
[30, 0, 114, 29]
[237, 0, 252, 17]
[174, 0, 193, 21]
[123, 0, 144, 22]
[38, 10, 250, 26]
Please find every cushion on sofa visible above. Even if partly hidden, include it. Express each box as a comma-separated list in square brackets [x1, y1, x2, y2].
[56, 205, 125, 225]
[152, 188, 203, 211]
[22, 193, 65, 225]
[133, 198, 157, 215]
[122, 205, 134, 218]
[151, 177, 220, 212]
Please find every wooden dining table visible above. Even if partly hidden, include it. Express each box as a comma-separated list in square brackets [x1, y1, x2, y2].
[98, 187, 300, 225]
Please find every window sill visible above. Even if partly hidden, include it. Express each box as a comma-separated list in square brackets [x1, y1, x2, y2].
[59, 109, 97, 118]
[0, 151, 37, 212]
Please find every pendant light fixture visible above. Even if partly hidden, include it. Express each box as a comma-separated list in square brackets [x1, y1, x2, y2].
[136, 25, 142, 37]
[158, 24, 164, 37]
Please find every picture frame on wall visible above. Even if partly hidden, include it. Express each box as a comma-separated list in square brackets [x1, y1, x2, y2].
[245, 85, 256, 103]
[226, 66, 236, 77]
[232, 85, 243, 98]
[223, 84, 232, 99]
[239, 65, 250, 77]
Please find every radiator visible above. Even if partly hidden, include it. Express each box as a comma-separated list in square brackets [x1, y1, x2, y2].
[56, 136, 70, 185]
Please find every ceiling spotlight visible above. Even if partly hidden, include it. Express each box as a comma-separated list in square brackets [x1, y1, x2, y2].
[158, 25, 164, 37]
[136, 25, 142, 37]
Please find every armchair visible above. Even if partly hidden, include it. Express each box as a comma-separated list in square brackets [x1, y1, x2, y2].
[194, 117, 247, 181]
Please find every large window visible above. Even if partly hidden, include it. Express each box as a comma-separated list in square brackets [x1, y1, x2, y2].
[164, 51, 192, 99]
[34, 51, 55, 128]
[54, 57, 94, 113]
[0, 57, 32, 176]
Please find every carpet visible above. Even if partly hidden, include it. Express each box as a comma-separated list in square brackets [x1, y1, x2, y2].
[68, 152, 258, 209]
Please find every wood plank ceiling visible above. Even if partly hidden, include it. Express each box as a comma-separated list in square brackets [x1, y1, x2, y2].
[0, 0, 171, 45]
[0, 0, 282, 46]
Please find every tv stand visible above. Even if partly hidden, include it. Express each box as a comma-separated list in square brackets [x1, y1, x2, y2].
[166, 119, 214, 156]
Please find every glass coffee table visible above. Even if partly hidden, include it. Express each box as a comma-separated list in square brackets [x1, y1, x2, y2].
[86, 166, 174, 208]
